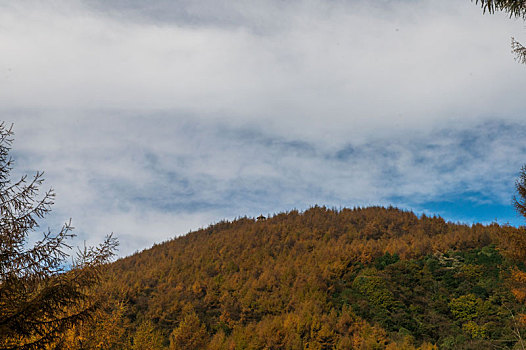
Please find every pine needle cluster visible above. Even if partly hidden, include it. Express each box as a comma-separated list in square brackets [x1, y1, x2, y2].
[474, 0, 526, 63]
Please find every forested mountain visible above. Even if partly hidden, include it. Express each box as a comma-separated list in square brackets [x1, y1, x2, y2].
[65, 206, 526, 349]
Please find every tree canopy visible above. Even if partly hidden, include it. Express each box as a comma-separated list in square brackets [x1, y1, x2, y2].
[73, 206, 526, 349]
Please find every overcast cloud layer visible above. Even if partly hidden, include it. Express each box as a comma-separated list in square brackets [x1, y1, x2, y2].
[1, 0, 525, 256]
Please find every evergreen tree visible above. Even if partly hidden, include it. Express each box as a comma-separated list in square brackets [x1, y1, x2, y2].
[0, 123, 117, 349]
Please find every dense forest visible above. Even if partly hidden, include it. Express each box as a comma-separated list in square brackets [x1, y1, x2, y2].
[59, 206, 526, 349]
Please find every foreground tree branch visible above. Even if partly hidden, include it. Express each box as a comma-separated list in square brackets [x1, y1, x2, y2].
[0, 123, 118, 349]
[473, 0, 526, 63]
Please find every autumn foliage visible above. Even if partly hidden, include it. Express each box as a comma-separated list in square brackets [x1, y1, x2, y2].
[60, 206, 526, 349]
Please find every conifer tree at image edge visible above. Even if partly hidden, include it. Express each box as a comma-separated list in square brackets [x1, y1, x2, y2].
[0, 123, 118, 349]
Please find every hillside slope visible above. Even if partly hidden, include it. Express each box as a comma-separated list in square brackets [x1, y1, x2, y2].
[69, 206, 526, 349]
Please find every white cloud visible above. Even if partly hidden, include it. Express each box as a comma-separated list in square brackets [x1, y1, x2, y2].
[1, 0, 525, 255]
[1, 0, 525, 141]
[9, 113, 526, 256]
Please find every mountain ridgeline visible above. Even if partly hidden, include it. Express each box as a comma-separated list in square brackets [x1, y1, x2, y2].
[69, 206, 526, 349]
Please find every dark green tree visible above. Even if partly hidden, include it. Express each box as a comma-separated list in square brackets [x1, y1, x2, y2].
[0, 123, 118, 349]
[474, 0, 526, 63]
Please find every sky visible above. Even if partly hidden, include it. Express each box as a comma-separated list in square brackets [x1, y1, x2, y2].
[1, 0, 526, 256]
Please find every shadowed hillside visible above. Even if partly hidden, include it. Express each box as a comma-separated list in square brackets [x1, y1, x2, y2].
[65, 206, 526, 349]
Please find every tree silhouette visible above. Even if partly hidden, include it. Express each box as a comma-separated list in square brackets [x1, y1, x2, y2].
[0, 123, 117, 349]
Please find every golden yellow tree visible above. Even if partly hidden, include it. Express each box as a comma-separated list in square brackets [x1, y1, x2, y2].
[169, 310, 207, 350]
[132, 320, 164, 350]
